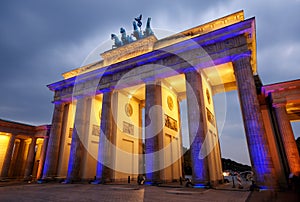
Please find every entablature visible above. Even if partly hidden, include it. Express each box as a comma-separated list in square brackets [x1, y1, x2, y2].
[48, 17, 257, 103]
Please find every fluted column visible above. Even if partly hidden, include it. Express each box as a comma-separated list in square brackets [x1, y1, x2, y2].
[138, 104, 144, 174]
[274, 104, 300, 174]
[14, 139, 25, 177]
[177, 99, 184, 178]
[96, 91, 114, 183]
[24, 137, 37, 178]
[66, 98, 87, 182]
[42, 102, 65, 179]
[144, 81, 163, 184]
[233, 55, 276, 187]
[36, 137, 49, 179]
[0, 134, 16, 178]
[185, 71, 209, 185]
[8, 139, 20, 177]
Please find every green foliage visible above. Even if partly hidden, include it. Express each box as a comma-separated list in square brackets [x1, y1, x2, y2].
[182, 147, 252, 175]
[221, 158, 251, 172]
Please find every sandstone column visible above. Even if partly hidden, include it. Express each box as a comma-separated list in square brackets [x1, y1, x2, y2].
[0, 134, 16, 178]
[96, 91, 114, 183]
[274, 104, 300, 174]
[42, 102, 65, 179]
[24, 137, 37, 178]
[36, 137, 49, 179]
[65, 98, 87, 182]
[138, 104, 144, 175]
[232, 54, 276, 187]
[14, 139, 25, 177]
[144, 81, 164, 184]
[8, 139, 20, 177]
[185, 71, 209, 185]
[177, 99, 184, 178]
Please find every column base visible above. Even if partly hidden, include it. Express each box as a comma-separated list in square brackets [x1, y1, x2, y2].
[0, 177, 9, 182]
[62, 179, 73, 184]
[144, 180, 163, 186]
[61, 180, 71, 184]
[90, 179, 101, 185]
[192, 179, 211, 188]
[144, 176, 163, 186]
[91, 177, 113, 184]
[63, 177, 82, 184]
[39, 176, 57, 183]
[37, 178, 51, 184]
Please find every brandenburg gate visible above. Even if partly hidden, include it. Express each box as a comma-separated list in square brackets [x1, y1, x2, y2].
[41, 11, 300, 189]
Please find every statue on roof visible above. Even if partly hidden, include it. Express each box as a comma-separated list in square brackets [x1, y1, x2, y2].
[133, 21, 143, 40]
[134, 14, 143, 29]
[144, 17, 154, 37]
[111, 34, 123, 48]
[110, 15, 154, 49]
[120, 27, 134, 45]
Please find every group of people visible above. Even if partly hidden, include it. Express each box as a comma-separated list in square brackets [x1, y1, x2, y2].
[136, 173, 300, 193]
[137, 175, 195, 187]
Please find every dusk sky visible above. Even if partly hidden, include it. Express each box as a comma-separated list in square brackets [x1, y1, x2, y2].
[1, 0, 300, 165]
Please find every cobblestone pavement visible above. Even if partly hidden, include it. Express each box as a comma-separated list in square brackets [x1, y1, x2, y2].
[0, 183, 252, 202]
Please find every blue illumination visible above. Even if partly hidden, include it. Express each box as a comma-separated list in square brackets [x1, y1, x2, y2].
[193, 184, 207, 188]
[190, 134, 207, 184]
[182, 67, 197, 73]
[66, 127, 80, 180]
[48, 18, 255, 94]
[247, 130, 271, 183]
[145, 152, 154, 182]
[258, 186, 269, 191]
[96, 162, 104, 181]
[230, 51, 252, 62]
[100, 88, 111, 93]
[53, 100, 63, 105]
[41, 159, 50, 179]
[144, 181, 153, 186]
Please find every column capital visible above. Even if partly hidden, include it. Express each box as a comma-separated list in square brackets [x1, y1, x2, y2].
[9, 133, 17, 137]
[184, 70, 202, 86]
[272, 102, 287, 109]
[53, 101, 66, 106]
[231, 52, 252, 72]
[142, 77, 162, 86]
[231, 51, 252, 62]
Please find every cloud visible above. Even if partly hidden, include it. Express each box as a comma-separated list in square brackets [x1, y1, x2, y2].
[220, 134, 251, 165]
[0, 0, 231, 124]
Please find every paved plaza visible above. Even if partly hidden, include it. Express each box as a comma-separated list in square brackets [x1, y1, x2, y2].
[0, 183, 249, 202]
[0, 181, 298, 202]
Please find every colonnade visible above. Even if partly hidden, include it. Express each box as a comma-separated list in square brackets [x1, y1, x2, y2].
[0, 130, 48, 180]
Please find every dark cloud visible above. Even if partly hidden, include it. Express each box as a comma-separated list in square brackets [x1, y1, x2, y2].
[223, 1, 300, 84]
[0, 0, 231, 125]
